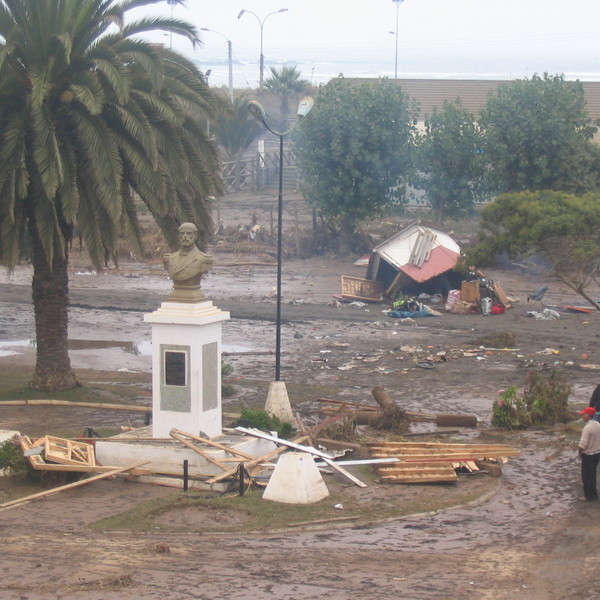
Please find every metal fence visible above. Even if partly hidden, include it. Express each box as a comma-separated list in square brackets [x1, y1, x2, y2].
[221, 150, 295, 194]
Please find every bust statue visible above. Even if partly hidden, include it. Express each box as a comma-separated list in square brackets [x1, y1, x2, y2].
[163, 222, 213, 302]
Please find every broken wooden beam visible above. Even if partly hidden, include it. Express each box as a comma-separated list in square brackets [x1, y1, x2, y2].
[169, 430, 230, 471]
[205, 435, 310, 485]
[234, 427, 367, 488]
[0, 462, 149, 511]
[170, 428, 254, 460]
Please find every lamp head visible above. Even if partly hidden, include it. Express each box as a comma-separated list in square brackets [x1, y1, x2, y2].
[237, 10, 245, 19]
[248, 101, 267, 123]
[278, 8, 289, 13]
[297, 96, 314, 117]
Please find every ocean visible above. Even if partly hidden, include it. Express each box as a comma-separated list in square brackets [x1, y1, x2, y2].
[196, 54, 600, 90]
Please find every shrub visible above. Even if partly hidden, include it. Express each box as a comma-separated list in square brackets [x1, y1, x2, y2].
[492, 386, 531, 429]
[233, 408, 294, 439]
[492, 370, 571, 429]
[525, 369, 571, 424]
[0, 439, 29, 475]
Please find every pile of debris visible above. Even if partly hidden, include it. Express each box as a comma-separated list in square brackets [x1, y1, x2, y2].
[367, 441, 520, 483]
[338, 220, 511, 316]
[318, 386, 479, 431]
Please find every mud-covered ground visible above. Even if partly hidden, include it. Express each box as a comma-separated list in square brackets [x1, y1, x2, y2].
[1, 191, 600, 599]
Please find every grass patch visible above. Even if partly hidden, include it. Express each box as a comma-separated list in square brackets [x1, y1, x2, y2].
[91, 468, 498, 534]
[0, 363, 150, 405]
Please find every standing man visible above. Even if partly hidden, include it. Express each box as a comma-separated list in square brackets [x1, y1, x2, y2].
[577, 406, 600, 501]
[589, 383, 600, 422]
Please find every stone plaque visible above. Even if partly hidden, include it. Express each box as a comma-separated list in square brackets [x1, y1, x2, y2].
[165, 351, 186, 386]
[160, 345, 191, 412]
[202, 342, 218, 411]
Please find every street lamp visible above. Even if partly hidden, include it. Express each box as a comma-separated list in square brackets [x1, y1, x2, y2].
[238, 8, 288, 92]
[200, 28, 234, 102]
[166, 0, 178, 50]
[248, 97, 314, 391]
[391, 0, 404, 79]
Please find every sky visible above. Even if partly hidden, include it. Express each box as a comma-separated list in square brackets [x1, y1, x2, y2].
[131, 0, 600, 88]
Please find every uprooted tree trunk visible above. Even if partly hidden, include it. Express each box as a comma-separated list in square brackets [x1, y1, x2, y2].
[554, 271, 600, 310]
[370, 386, 410, 433]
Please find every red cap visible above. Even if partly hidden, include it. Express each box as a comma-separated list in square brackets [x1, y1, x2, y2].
[579, 407, 596, 416]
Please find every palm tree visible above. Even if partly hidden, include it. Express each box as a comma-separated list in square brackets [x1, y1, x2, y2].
[263, 65, 310, 124]
[0, 0, 223, 391]
[211, 95, 263, 162]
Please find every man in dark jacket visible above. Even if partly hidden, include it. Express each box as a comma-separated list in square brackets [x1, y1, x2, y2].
[589, 383, 600, 422]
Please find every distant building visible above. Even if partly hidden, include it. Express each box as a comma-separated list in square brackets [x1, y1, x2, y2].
[345, 78, 600, 138]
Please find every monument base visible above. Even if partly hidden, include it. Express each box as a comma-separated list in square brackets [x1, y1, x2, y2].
[144, 299, 230, 439]
[95, 427, 276, 491]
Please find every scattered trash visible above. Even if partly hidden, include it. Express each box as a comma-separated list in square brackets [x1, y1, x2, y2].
[527, 308, 560, 320]
[416, 361, 435, 369]
[481, 297, 492, 316]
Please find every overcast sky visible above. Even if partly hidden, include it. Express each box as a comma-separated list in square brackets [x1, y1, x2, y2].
[132, 0, 600, 86]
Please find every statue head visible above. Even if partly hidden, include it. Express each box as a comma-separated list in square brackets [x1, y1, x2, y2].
[178, 222, 198, 250]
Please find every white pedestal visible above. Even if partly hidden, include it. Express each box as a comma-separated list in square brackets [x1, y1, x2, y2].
[263, 452, 330, 504]
[265, 381, 294, 423]
[144, 300, 230, 439]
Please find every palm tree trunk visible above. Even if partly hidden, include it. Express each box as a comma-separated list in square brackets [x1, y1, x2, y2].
[30, 233, 78, 391]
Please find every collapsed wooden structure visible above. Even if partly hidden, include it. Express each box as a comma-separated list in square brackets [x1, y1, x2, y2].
[19, 435, 125, 473]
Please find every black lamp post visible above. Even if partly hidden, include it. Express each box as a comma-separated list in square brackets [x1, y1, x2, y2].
[248, 97, 314, 381]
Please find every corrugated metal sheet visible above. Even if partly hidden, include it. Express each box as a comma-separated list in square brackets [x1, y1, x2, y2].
[400, 245, 460, 282]
[370, 221, 461, 284]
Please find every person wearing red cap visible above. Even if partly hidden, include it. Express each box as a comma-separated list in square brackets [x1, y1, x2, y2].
[589, 384, 600, 422]
[578, 406, 600, 501]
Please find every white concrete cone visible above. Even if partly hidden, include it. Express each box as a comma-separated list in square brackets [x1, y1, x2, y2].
[265, 380, 294, 424]
[263, 452, 330, 504]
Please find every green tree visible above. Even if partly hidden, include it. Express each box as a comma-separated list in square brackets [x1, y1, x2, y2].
[467, 190, 600, 309]
[481, 73, 600, 194]
[414, 100, 487, 222]
[293, 79, 417, 251]
[0, 0, 223, 391]
[263, 65, 310, 125]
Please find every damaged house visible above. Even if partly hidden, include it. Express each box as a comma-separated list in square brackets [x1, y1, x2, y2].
[342, 221, 463, 301]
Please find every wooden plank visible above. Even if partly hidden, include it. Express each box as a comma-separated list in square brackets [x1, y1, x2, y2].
[0, 462, 149, 511]
[206, 435, 311, 484]
[235, 427, 367, 488]
[288, 515, 360, 527]
[22, 463, 145, 473]
[169, 430, 229, 471]
[170, 428, 254, 460]
[381, 474, 458, 483]
[314, 458, 399, 466]
[321, 458, 367, 488]
[315, 437, 362, 451]
[1, 399, 149, 412]
[367, 441, 518, 449]
[368, 439, 520, 483]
